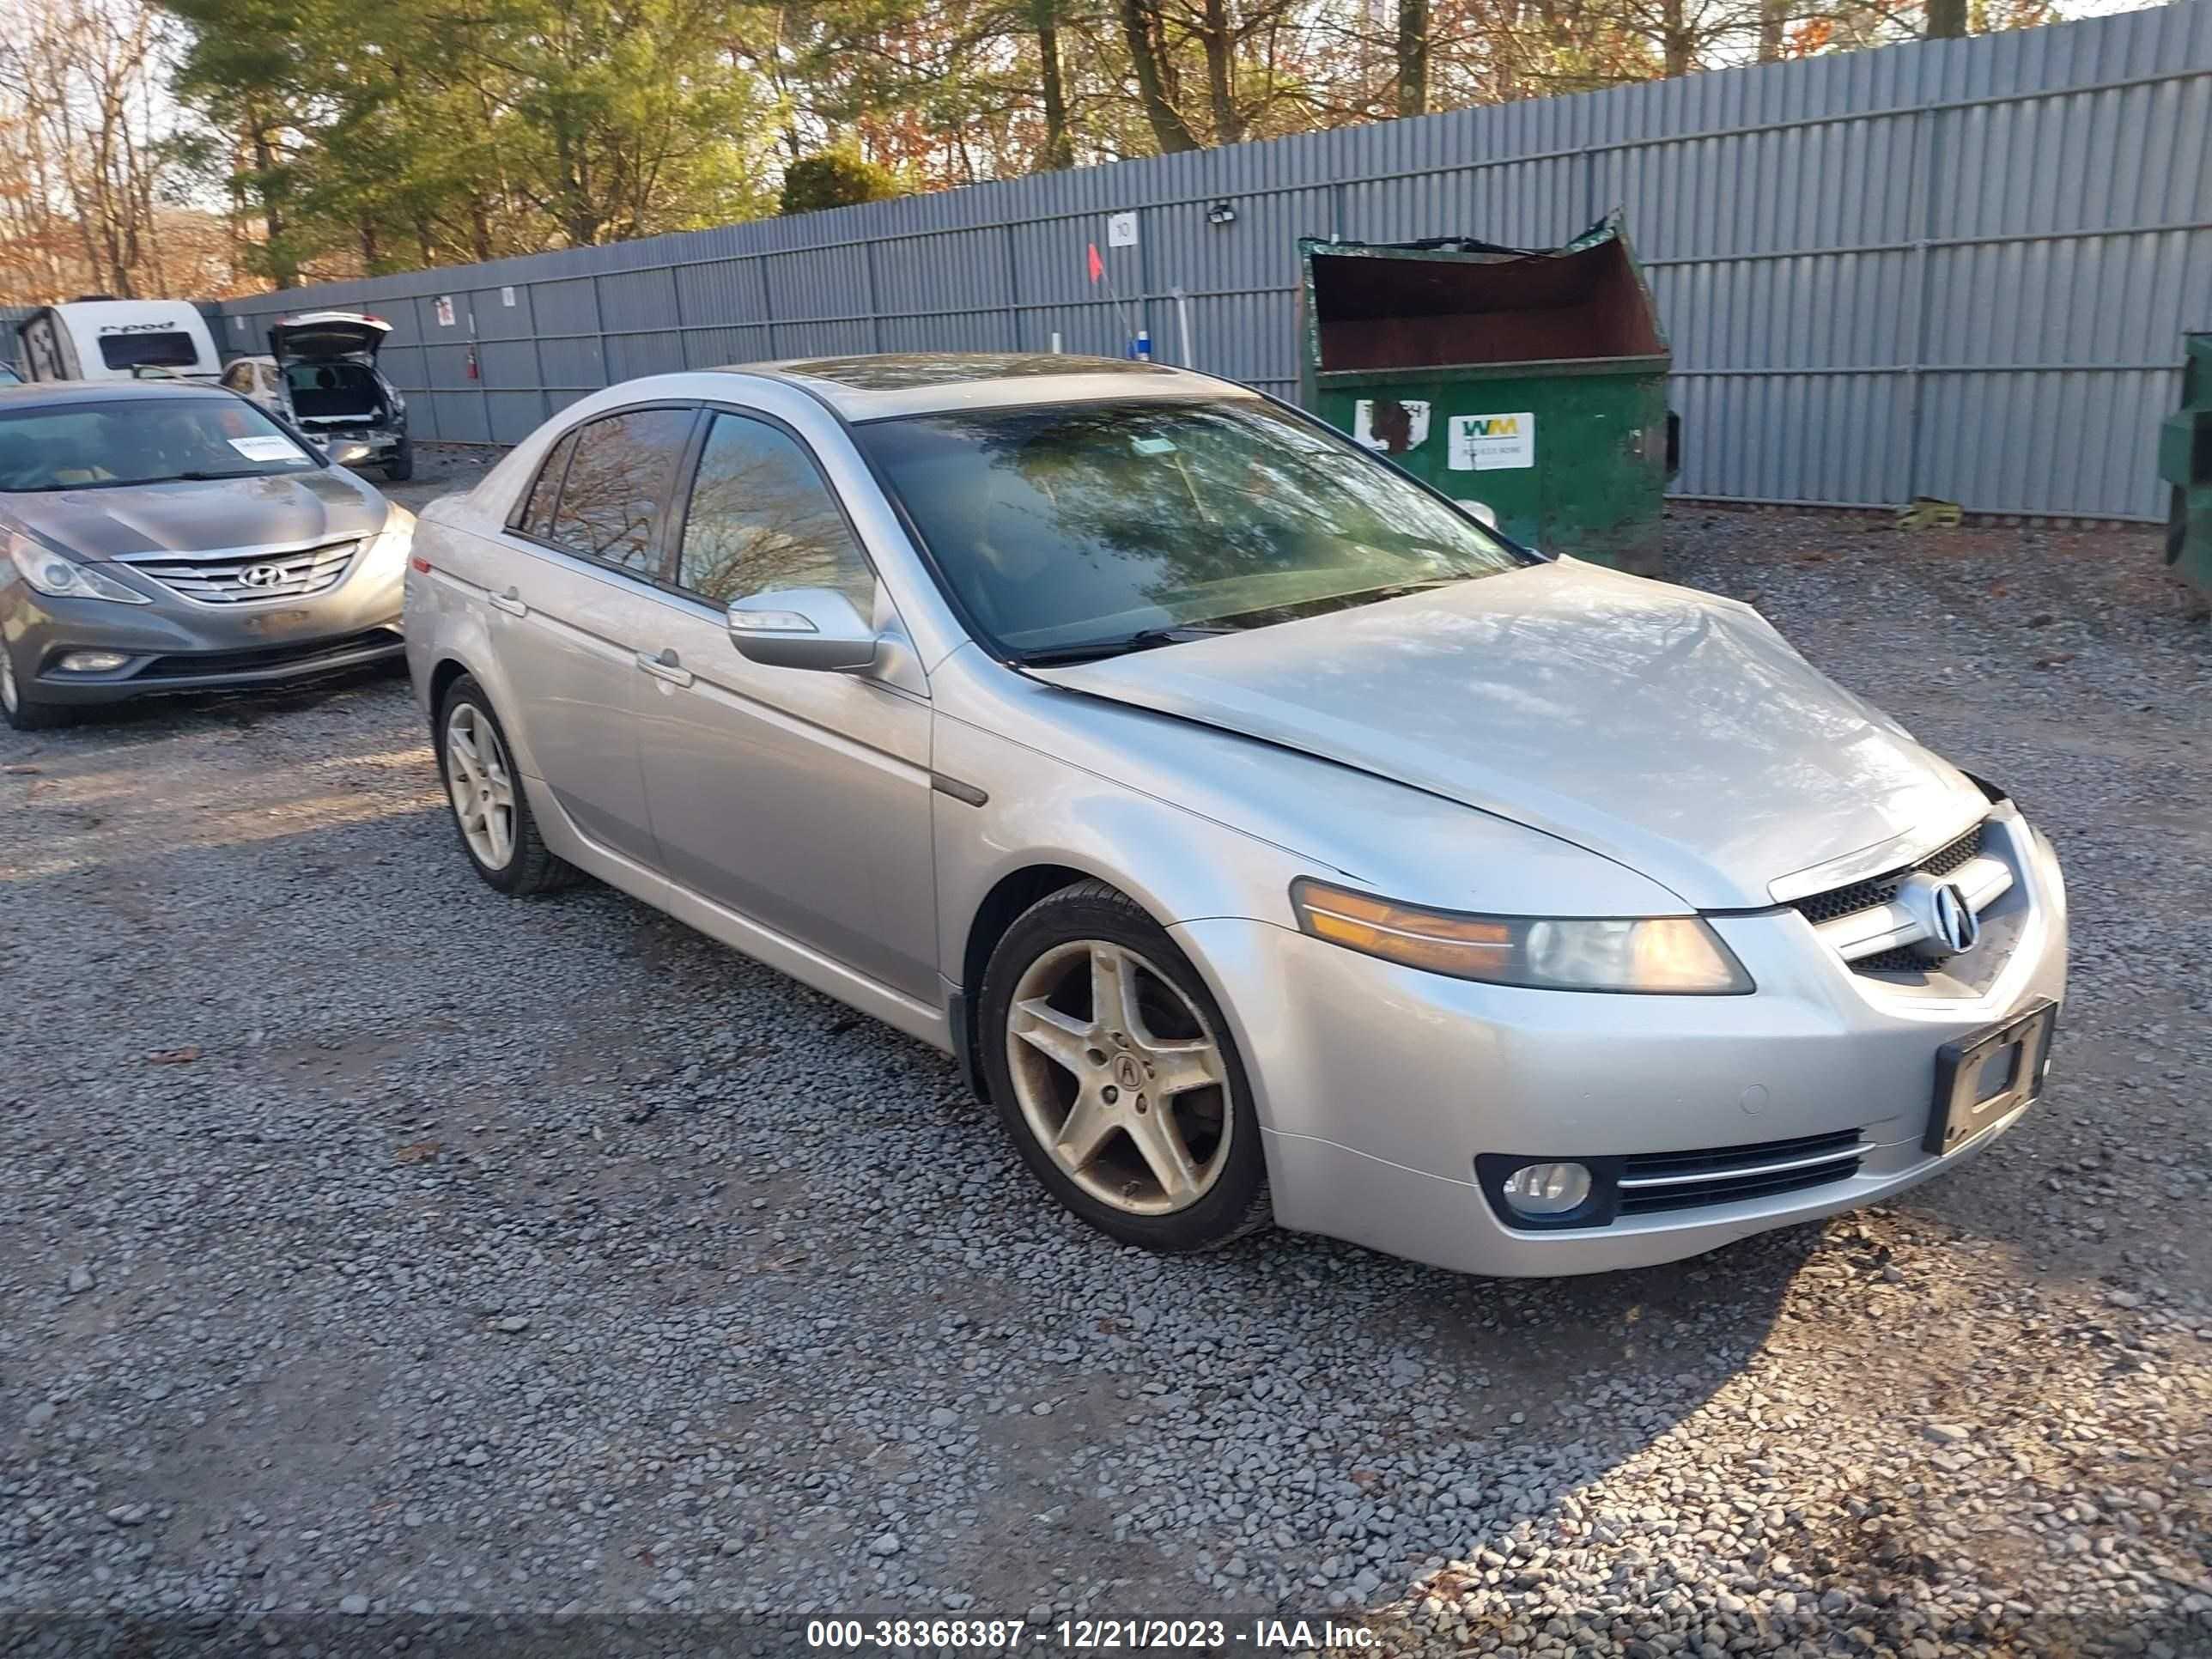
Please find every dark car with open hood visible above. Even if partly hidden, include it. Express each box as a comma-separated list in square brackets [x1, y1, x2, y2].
[0, 380, 413, 730]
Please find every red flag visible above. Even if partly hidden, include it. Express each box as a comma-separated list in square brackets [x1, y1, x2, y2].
[1086, 243, 1104, 283]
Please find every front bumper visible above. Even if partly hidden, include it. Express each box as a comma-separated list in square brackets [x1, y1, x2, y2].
[1176, 806, 2068, 1278]
[301, 426, 404, 466]
[1, 560, 405, 706]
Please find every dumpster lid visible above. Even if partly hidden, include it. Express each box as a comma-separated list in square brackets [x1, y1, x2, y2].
[1300, 214, 1668, 375]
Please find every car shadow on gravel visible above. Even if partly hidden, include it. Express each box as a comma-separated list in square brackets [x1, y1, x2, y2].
[1245, 1207, 1824, 1400]
[1311, 1199, 2208, 1656]
[933, 1181, 1835, 1620]
[21, 663, 413, 742]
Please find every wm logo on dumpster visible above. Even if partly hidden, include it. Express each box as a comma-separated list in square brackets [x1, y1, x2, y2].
[1449, 410, 1536, 471]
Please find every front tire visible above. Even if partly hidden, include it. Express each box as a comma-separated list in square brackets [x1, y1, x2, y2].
[435, 675, 572, 896]
[0, 647, 70, 732]
[979, 880, 1271, 1253]
[383, 439, 414, 483]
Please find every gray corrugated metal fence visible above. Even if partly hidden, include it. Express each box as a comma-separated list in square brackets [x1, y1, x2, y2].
[212, 2, 2212, 520]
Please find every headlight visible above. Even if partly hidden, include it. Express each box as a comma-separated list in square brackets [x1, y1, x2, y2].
[3, 530, 151, 604]
[1289, 878, 1753, 994]
[363, 505, 416, 570]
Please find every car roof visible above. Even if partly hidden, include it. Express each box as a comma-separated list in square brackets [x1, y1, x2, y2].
[0, 379, 235, 410]
[710, 352, 1249, 422]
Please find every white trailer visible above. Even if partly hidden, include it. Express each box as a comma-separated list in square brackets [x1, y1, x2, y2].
[16, 300, 223, 385]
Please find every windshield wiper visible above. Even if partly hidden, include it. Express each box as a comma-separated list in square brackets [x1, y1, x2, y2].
[1349, 576, 1471, 600]
[14, 469, 275, 492]
[1013, 625, 1231, 667]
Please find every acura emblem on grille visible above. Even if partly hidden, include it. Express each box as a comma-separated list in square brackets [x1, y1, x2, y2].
[1932, 882, 1979, 955]
[1900, 871, 1980, 960]
[237, 562, 287, 589]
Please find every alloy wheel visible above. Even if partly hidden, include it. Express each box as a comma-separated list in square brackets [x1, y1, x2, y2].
[1004, 939, 1233, 1215]
[0, 651, 17, 716]
[444, 702, 517, 870]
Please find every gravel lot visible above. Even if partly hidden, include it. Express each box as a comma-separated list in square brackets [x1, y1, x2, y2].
[3, 465, 2209, 1657]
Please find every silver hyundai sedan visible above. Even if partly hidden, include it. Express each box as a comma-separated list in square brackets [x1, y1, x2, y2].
[404, 355, 2066, 1277]
[0, 380, 413, 729]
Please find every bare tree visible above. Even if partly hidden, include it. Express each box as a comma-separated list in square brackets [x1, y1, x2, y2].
[0, 0, 188, 300]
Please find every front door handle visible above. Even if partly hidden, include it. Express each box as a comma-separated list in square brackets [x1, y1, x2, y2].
[635, 647, 694, 688]
[488, 586, 527, 617]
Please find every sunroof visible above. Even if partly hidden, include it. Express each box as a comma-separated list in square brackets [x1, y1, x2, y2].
[757, 353, 1180, 391]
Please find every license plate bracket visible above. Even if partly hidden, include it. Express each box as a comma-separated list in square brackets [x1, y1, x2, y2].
[1924, 998, 2057, 1156]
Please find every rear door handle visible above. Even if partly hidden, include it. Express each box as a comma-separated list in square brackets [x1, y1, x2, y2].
[488, 586, 527, 617]
[635, 648, 694, 688]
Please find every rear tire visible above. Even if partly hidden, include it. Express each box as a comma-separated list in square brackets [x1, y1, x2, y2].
[434, 675, 573, 896]
[0, 648, 71, 732]
[384, 440, 414, 483]
[979, 879, 1272, 1253]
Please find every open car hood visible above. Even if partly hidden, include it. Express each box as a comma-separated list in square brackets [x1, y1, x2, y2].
[269, 311, 390, 366]
[1026, 560, 1989, 910]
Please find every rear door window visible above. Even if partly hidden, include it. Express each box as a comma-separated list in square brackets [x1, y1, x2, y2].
[543, 407, 696, 578]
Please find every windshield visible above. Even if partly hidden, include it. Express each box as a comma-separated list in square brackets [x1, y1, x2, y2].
[0, 398, 318, 492]
[853, 397, 1528, 659]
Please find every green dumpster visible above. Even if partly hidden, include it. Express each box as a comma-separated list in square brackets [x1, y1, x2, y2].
[2160, 332, 2212, 592]
[1298, 216, 1674, 573]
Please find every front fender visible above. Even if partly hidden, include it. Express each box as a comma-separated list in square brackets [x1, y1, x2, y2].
[927, 646, 1691, 994]
[931, 710, 1320, 991]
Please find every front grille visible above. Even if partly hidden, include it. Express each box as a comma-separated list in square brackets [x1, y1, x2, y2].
[1920, 822, 1985, 878]
[1790, 822, 1987, 927]
[1617, 1128, 1864, 1216]
[1851, 946, 1924, 974]
[1794, 872, 1902, 924]
[1790, 819, 2010, 981]
[139, 628, 402, 681]
[128, 539, 360, 604]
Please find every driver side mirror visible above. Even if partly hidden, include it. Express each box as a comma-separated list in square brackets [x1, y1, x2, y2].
[726, 587, 879, 673]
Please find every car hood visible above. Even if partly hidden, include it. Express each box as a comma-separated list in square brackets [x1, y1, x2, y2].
[270, 311, 389, 365]
[1027, 559, 1988, 908]
[5, 470, 388, 560]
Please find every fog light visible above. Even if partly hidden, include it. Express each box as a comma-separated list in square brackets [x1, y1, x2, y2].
[57, 650, 129, 673]
[1500, 1161, 1592, 1217]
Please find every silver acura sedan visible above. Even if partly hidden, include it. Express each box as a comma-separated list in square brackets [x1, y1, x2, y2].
[404, 354, 2066, 1277]
[0, 380, 412, 730]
